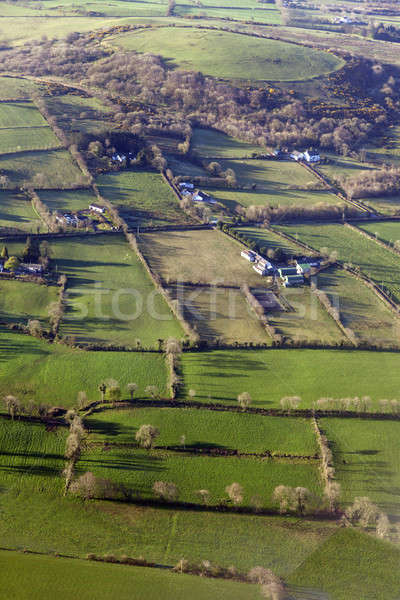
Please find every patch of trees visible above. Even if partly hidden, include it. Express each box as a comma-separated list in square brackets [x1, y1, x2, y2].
[340, 166, 400, 200]
[238, 202, 359, 223]
[373, 23, 400, 43]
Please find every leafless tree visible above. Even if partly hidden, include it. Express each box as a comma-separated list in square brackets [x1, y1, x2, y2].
[127, 382, 138, 401]
[135, 424, 160, 449]
[225, 482, 244, 505]
[237, 392, 252, 411]
[196, 489, 211, 506]
[77, 391, 88, 410]
[153, 481, 178, 502]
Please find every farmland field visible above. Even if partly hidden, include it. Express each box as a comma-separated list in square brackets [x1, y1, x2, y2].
[39, 188, 98, 213]
[167, 283, 269, 344]
[0, 551, 261, 600]
[321, 418, 400, 519]
[315, 265, 399, 346]
[51, 234, 184, 345]
[78, 446, 322, 508]
[0, 102, 48, 128]
[232, 226, 314, 257]
[0, 126, 62, 154]
[0, 279, 57, 327]
[45, 94, 116, 135]
[0, 76, 38, 99]
[138, 229, 268, 286]
[112, 27, 345, 81]
[191, 128, 263, 158]
[0, 326, 168, 407]
[87, 407, 319, 455]
[0, 191, 42, 232]
[359, 221, 400, 248]
[97, 169, 192, 227]
[0, 149, 85, 188]
[181, 349, 400, 408]
[275, 223, 400, 303]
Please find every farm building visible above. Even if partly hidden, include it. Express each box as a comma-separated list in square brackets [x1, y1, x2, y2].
[192, 190, 216, 204]
[296, 257, 321, 268]
[296, 263, 311, 274]
[89, 203, 106, 214]
[253, 260, 274, 276]
[20, 263, 43, 274]
[290, 150, 304, 162]
[179, 182, 194, 191]
[283, 274, 304, 287]
[304, 149, 321, 163]
[278, 266, 298, 278]
[241, 249, 256, 262]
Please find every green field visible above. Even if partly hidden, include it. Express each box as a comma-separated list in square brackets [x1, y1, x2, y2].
[0, 550, 260, 600]
[51, 235, 184, 345]
[168, 283, 269, 344]
[232, 226, 314, 257]
[45, 94, 116, 136]
[0, 126, 62, 155]
[0, 102, 48, 128]
[79, 446, 322, 508]
[191, 128, 263, 158]
[0, 279, 58, 327]
[275, 223, 400, 303]
[204, 159, 339, 211]
[321, 418, 400, 519]
[181, 348, 400, 408]
[138, 229, 267, 286]
[87, 407, 318, 455]
[0, 149, 85, 188]
[112, 27, 344, 81]
[97, 169, 191, 227]
[0, 76, 38, 99]
[0, 191, 42, 232]
[316, 266, 399, 346]
[0, 327, 168, 407]
[174, 2, 282, 23]
[360, 221, 400, 248]
[39, 189, 98, 213]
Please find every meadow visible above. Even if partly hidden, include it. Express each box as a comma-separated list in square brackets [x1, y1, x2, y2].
[87, 407, 319, 455]
[0, 149, 85, 189]
[0, 327, 168, 407]
[112, 27, 344, 81]
[45, 94, 116, 136]
[0, 102, 48, 128]
[191, 128, 263, 159]
[232, 226, 314, 257]
[359, 221, 400, 248]
[51, 235, 184, 345]
[0, 279, 58, 327]
[0, 191, 42, 232]
[321, 418, 400, 519]
[167, 283, 269, 344]
[174, 2, 282, 24]
[138, 229, 266, 286]
[0, 76, 38, 99]
[315, 266, 399, 346]
[275, 223, 400, 303]
[0, 551, 261, 600]
[39, 188, 98, 213]
[180, 348, 400, 408]
[78, 446, 322, 508]
[0, 126, 62, 155]
[97, 169, 192, 227]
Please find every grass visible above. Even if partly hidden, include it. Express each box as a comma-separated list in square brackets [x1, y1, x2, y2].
[97, 169, 192, 227]
[0, 102, 47, 128]
[51, 235, 184, 346]
[45, 94, 116, 136]
[0, 126, 62, 155]
[167, 283, 269, 344]
[232, 226, 314, 257]
[191, 128, 263, 158]
[174, 3, 282, 24]
[0, 326, 168, 407]
[112, 27, 344, 82]
[289, 528, 400, 600]
[315, 265, 400, 346]
[0, 550, 261, 600]
[78, 446, 322, 508]
[359, 221, 400, 248]
[138, 229, 267, 286]
[0, 190, 42, 232]
[0, 279, 58, 327]
[275, 223, 400, 304]
[0, 77, 38, 99]
[320, 418, 400, 519]
[38, 189, 98, 213]
[180, 348, 400, 409]
[0, 149, 85, 189]
[87, 407, 318, 455]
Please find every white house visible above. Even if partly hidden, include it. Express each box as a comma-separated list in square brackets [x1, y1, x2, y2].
[290, 151, 304, 162]
[296, 263, 311, 275]
[241, 249, 256, 262]
[112, 153, 127, 163]
[304, 149, 321, 163]
[89, 203, 106, 214]
[179, 182, 194, 190]
[21, 263, 43, 274]
[192, 191, 216, 204]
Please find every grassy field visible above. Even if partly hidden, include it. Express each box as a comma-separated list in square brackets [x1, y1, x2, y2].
[0, 550, 260, 600]
[0, 76, 38, 99]
[181, 348, 400, 409]
[0, 191, 42, 232]
[232, 226, 314, 257]
[191, 128, 263, 158]
[138, 229, 267, 286]
[204, 159, 340, 211]
[168, 283, 269, 344]
[174, 2, 282, 23]
[51, 235, 184, 346]
[87, 407, 318, 455]
[39, 188, 98, 213]
[315, 265, 400, 346]
[360, 221, 400, 248]
[0, 102, 47, 128]
[275, 223, 400, 303]
[0, 126, 62, 155]
[321, 418, 400, 519]
[0, 279, 58, 327]
[112, 27, 344, 81]
[45, 94, 116, 136]
[79, 446, 322, 508]
[289, 528, 400, 600]
[0, 327, 168, 407]
[97, 169, 191, 227]
[0, 149, 85, 188]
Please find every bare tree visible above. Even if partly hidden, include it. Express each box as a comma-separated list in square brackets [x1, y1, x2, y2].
[376, 512, 391, 539]
[70, 471, 98, 500]
[248, 567, 286, 600]
[188, 389, 196, 400]
[225, 482, 244, 505]
[135, 424, 160, 449]
[4, 395, 20, 420]
[27, 319, 43, 338]
[196, 489, 211, 506]
[77, 391, 88, 410]
[104, 379, 121, 406]
[153, 481, 178, 502]
[345, 497, 380, 528]
[127, 382, 138, 401]
[237, 392, 252, 411]
[145, 385, 159, 400]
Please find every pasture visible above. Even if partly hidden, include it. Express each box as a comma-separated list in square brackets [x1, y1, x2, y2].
[191, 128, 263, 159]
[87, 407, 318, 455]
[0, 76, 38, 99]
[0, 326, 168, 406]
[275, 223, 400, 303]
[51, 235, 184, 345]
[97, 169, 191, 227]
[0, 191, 42, 232]
[360, 221, 400, 248]
[78, 446, 322, 508]
[180, 348, 400, 408]
[321, 418, 400, 519]
[0, 126, 62, 155]
[167, 283, 269, 344]
[112, 27, 344, 81]
[138, 229, 266, 286]
[232, 226, 314, 257]
[0, 551, 260, 600]
[0, 149, 85, 188]
[39, 188, 98, 213]
[0, 102, 47, 128]
[45, 94, 116, 136]
[0, 279, 58, 327]
[315, 266, 399, 346]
